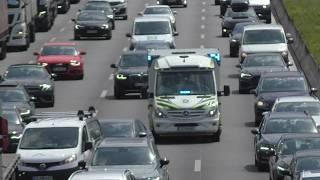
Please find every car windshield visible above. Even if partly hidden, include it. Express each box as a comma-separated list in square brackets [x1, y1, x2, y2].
[135, 42, 170, 50]
[19, 127, 79, 149]
[100, 122, 134, 137]
[7, 0, 20, 8]
[0, 89, 27, 102]
[119, 54, 148, 67]
[92, 147, 155, 166]
[41, 46, 77, 56]
[144, 7, 171, 14]
[156, 71, 215, 96]
[3, 111, 21, 125]
[225, 8, 256, 18]
[274, 102, 320, 116]
[263, 118, 317, 134]
[78, 12, 107, 21]
[5, 66, 49, 79]
[134, 21, 171, 35]
[243, 55, 285, 67]
[279, 138, 320, 155]
[84, 3, 113, 13]
[243, 29, 286, 44]
[296, 157, 320, 172]
[260, 77, 306, 92]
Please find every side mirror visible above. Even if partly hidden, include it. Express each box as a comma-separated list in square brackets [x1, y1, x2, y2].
[251, 128, 259, 135]
[173, 11, 177, 15]
[78, 161, 86, 169]
[137, 12, 143, 16]
[138, 132, 147, 137]
[78, 9, 81, 12]
[250, 89, 257, 95]
[218, 85, 230, 96]
[262, 111, 269, 116]
[33, 52, 40, 56]
[79, 51, 86, 55]
[235, 64, 241, 68]
[71, 18, 76, 22]
[287, 61, 293, 66]
[311, 87, 318, 93]
[30, 96, 37, 102]
[173, 32, 179, 36]
[286, 33, 294, 44]
[160, 158, 170, 168]
[84, 142, 93, 151]
[51, 73, 57, 80]
[110, 64, 117, 68]
[126, 33, 132, 38]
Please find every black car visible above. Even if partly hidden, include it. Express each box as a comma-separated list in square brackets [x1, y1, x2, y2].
[3, 108, 25, 153]
[1, 64, 55, 107]
[36, 0, 58, 31]
[57, 0, 70, 13]
[269, 134, 320, 180]
[251, 112, 318, 171]
[229, 22, 261, 57]
[0, 84, 35, 119]
[220, 0, 231, 16]
[238, 53, 291, 94]
[252, 71, 316, 126]
[280, 150, 320, 180]
[82, 1, 115, 29]
[133, 40, 173, 51]
[156, 0, 187, 7]
[110, 51, 148, 98]
[221, 7, 258, 37]
[72, 10, 113, 40]
[99, 118, 154, 140]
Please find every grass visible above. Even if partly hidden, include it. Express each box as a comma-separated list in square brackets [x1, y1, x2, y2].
[283, 0, 320, 64]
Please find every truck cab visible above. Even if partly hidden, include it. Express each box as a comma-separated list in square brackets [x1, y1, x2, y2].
[147, 49, 230, 142]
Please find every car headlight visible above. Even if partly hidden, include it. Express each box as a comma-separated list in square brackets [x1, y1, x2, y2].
[70, 60, 81, 66]
[75, 24, 83, 29]
[19, 108, 31, 116]
[262, 5, 268, 9]
[241, 52, 247, 58]
[40, 84, 52, 91]
[116, 74, 127, 80]
[101, 24, 109, 29]
[155, 109, 165, 118]
[231, 39, 237, 42]
[38, 11, 47, 17]
[209, 107, 218, 117]
[240, 72, 252, 78]
[257, 101, 265, 107]
[147, 177, 160, 180]
[62, 154, 77, 164]
[10, 132, 22, 139]
[107, 15, 114, 19]
[40, 62, 48, 67]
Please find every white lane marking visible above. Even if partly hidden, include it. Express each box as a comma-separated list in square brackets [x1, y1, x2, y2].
[202, 1, 206, 5]
[201, 25, 205, 29]
[100, 90, 108, 98]
[49, 37, 56, 42]
[200, 45, 205, 48]
[200, 34, 205, 39]
[202, 9, 206, 13]
[123, 47, 128, 52]
[201, 16, 206, 21]
[194, 160, 201, 172]
[59, 28, 65, 32]
[28, 60, 35, 64]
[109, 74, 114, 80]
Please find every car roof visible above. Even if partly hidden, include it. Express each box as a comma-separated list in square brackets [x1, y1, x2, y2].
[243, 24, 284, 31]
[8, 64, 43, 68]
[155, 55, 215, 69]
[261, 71, 304, 78]
[268, 112, 310, 119]
[294, 150, 320, 159]
[69, 169, 129, 180]
[122, 51, 148, 56]
[245, 53, 284, 57]
[280, 134, 320, 141]
[79, 9, 106, 14]
[276, 96, 319, 103]
[26, 117, 86, 128]
[145, 5, 170, 8]
[99, 118, 138, 123]
[98, 137, 149, 148]
[43, 42, 76, 46]
[134, 16, 170, 22]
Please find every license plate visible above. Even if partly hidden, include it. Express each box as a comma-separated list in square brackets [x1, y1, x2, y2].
[177, 126, 194, 131]
[33, 176, 53, 180]
[52, 67, 67, 72]
[87, 30, 98, 33]
[147, 36, 157, 40]
[135, 83, 147, 87]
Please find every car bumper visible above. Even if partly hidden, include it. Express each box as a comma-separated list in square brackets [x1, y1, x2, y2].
[45, 64, 83, 78]
[74, 29, 111, 37]
[113, 7, 127, 17]
[114, 78, 148, 93]
[18, 167, 79, 180]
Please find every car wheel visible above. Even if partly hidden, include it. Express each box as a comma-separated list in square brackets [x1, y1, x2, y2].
[0, 41, 7, 60]
[238, 87, 246, 94]
[106, 31, 112, 40]
[266, 18, 271, 24]
[222, 30, 228, 37]
[112, 21, 115, 30]
[255, 156, 264, 171]
[114, 86, 123, 99]
[152, 130, 161, 144]
[255, 114, 261, 126]
[21, 36, 30, 51]
[230, 48, 237, 57]
[74, 33, 80, 40]
[77, 74, 84, 80]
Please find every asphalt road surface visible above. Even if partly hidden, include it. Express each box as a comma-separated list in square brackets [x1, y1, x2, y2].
[1, 0, 298, 179]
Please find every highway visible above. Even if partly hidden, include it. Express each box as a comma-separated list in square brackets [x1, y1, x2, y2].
[0, 0, 289, 179]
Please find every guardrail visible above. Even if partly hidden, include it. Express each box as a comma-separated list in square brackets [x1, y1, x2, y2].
[271, 0, 320, 97]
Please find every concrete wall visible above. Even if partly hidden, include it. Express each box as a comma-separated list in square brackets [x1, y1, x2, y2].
[271, 0, 320, 97]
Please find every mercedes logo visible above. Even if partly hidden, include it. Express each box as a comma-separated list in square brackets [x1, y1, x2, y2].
[182, 99, 189, 103]
[39, 163, 47, 170]
[183, 111, 189, 116]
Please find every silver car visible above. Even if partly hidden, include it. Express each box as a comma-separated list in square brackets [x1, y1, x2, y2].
[69, 169, 136, 180]
[85, 138, 170, 180]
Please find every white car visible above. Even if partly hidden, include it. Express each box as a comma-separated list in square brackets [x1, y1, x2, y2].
[271, 96, 320, 126]
[138, 5, 177, 31]
[126, 16, 178, 50]
[16, 108, 103, 180]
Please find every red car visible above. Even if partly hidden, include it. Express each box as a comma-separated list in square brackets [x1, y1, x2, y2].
[34, 42, 85, 80]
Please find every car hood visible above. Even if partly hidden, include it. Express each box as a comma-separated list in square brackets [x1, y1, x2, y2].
[261, 133, 284, 144]
[2, 79, 50, 86]
[241, 66, 288, 75]
[258, 91, 309, 103]
[89, 165, 159, 178]
[38, 55, 81, 64]
[155, 95, 218, 109]
[17, 148, 78, 163]
[76, 21, 108, 26]
[241, 44, 288, 53]
[118, 66, 148, 74]
[132, 34, 173, 43]
[249, 0, 270, 5]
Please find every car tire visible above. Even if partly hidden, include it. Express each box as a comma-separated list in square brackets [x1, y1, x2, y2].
[255, 156, 264, 171]
[0, 41, 7, 60]
[30, 26, 36, 43]
[21, 36, 30, 51]
[106, 31, 112, 40]
[238, 88, 246, 94]
[266, 18, 271, 24]
[114, 86, 123, 99]
[230, 48, 238, 57]
[152, 130, 161, 144]
[255, 114, 261, 126]
[112, 21, 115, 30]
[74, 33, 80, 40]
[222, 30, 228, 37]
[77, 74, 84, 80]
[215, 0, 220, 5]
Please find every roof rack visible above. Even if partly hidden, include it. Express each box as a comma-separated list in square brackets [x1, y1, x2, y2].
[25, 106, 97, 123]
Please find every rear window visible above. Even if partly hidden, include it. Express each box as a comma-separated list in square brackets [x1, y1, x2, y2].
[243, 29, 286, 45]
